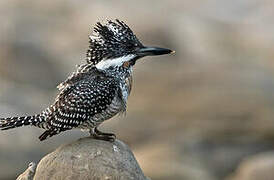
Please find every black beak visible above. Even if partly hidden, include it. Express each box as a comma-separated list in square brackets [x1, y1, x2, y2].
[136, 46, 174, 57]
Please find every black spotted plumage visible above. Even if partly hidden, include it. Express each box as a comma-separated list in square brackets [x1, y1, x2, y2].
[39, 73, 118, 140]
[0, 19, 136, 141]
[0, 18, 173, 141]
[86, 19, 143, 65]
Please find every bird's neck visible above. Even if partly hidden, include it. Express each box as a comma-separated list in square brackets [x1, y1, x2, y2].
[100, 66, 133, 109]
[101, 66, 133, 80]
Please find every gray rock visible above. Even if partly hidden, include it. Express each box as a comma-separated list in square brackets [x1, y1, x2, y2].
[34, 138, 148, 180]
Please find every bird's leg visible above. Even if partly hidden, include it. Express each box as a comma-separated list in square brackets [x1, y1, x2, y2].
[95, 127, 116, 138]
[89, 127, 116, 142]
[94, 127, 116, 142]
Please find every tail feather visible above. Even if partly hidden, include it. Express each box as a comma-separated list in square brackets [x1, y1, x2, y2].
[0, 115, 41, 130]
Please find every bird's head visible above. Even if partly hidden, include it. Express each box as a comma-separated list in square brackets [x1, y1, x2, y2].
[86, 19, 174, 71]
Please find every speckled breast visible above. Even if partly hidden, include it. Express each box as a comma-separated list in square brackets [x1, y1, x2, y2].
[90, 95, 124, 126]
[81, 75, 132, 129]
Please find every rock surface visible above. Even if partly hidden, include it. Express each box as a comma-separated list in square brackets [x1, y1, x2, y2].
[228, 152, 274, 180]
[34, 138, 148, 180]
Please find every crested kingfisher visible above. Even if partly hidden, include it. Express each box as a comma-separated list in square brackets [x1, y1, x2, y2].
[0, 19, 174, 141]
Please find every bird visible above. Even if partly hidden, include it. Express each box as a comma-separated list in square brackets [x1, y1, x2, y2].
[0, 19, 173, 141]
[16, 162, 36, 180]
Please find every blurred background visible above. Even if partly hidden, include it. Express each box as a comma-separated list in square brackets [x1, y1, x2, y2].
[0, 0, 274, 179]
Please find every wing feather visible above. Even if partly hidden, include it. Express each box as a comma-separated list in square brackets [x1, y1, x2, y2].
[45, 74, 118, 134]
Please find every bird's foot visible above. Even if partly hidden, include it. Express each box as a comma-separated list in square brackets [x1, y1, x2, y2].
[89, 127, 116, 142]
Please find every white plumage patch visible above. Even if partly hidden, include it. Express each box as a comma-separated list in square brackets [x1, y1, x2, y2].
[95, 55, 135, 70]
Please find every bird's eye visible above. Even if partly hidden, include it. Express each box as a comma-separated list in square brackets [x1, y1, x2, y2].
[127, 45, 134, 50]
[126, 42, 137, 51]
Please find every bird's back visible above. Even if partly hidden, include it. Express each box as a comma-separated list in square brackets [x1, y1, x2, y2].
[38, 66, 122, 140]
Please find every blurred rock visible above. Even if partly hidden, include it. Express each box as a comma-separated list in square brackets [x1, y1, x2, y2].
[34, 138, 148, 180]
[134, 140, 217, 180]
[227, 152, 274, 180]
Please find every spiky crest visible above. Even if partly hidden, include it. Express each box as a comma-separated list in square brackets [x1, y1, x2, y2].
[86, 19, 143, 65]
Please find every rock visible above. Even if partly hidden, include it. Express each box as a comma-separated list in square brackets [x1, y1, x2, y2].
[16, 162, 36, 180]
[227, 151, 274, 180]
[34, 137, 148, 180]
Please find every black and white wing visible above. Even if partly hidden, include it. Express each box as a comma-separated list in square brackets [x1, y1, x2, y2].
[39, 74, 119, 141]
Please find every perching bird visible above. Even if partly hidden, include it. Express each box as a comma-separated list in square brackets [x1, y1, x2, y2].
[16, 162, 36, 180]
[0, 19, 173, 141]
